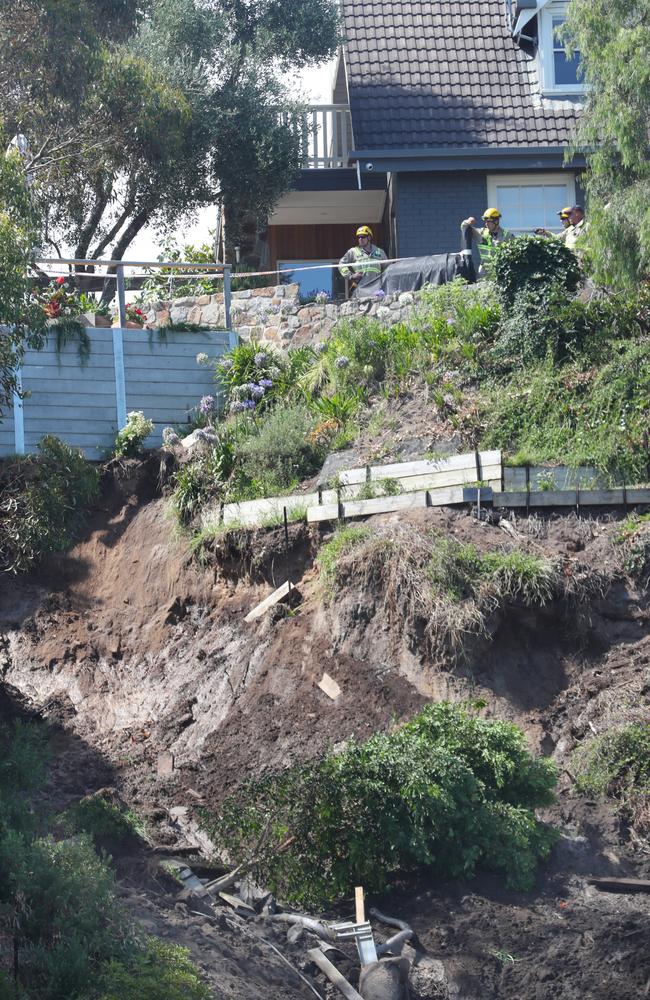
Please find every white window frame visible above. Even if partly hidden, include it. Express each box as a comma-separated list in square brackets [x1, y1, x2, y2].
[538, 2, 585, 96]
[487, 172, 577, 234]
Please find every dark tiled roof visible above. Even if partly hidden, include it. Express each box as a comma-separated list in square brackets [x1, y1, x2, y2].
[342, 0, 581, 150]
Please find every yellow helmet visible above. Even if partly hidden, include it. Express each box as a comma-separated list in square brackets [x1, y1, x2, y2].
[356, 225, 373, 238]
[558, 206, 572, 219]
[482, 207, 501, 221]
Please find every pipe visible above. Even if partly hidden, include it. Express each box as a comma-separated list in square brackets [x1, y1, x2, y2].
[267, 913, 336, 944]
[376, 929, 413, 957]
[368, 908, 412, 933]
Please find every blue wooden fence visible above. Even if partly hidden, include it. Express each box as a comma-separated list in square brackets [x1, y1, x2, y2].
[0, 326, 236, 460]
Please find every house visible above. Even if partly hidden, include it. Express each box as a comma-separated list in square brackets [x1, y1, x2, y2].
[267, 0, 585, 293]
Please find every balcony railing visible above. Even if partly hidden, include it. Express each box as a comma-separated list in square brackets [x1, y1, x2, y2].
[283, 104, 353, 169]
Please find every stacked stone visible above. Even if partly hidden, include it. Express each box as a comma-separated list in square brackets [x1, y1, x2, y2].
[145, 284, 417, 349]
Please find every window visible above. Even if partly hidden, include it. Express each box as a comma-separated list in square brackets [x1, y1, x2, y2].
[539, 2, 584, 94]
[487, 173, 577, 234]
[277, 260, 338, 298]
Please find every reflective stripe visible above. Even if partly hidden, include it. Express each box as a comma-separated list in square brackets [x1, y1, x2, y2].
[478, 228, 510, 263]
[350, 246, 383, 275]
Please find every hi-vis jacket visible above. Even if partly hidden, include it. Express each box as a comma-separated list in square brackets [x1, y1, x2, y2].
[338, 244, 387, 286]
[461, 222, 514, 274]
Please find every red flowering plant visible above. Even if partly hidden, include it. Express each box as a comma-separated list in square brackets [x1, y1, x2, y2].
[39, 276, 93, 319]
[125, 303, 147, 324]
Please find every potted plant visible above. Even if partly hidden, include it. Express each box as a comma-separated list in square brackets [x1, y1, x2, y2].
[112, 303, 148, 328]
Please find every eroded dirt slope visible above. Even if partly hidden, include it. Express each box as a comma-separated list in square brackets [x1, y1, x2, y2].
[1, 465, 649, 999]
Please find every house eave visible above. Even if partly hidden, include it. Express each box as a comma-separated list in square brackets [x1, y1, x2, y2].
[351, 145, 585, 174]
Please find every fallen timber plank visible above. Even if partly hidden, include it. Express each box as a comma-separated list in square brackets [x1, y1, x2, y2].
[307, 948, 364, 1000]
[338, 449, 501, 486]
[244, 581, 293, 622]
[587, 877, 650, 894]
[318, 672, 342, 700]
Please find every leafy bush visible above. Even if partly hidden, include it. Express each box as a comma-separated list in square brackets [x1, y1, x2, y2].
[572, 724, 650, 839]
[113, 411, 154, 458]
[491, 235, 582, 307]
[205, 702, 557, 906]
[491, 283, 650, 369]
[239, 404, 323, 495]
[0, 436, 99, 573]
[65, 793, 142, 843]
[97, 938, 211, 1000]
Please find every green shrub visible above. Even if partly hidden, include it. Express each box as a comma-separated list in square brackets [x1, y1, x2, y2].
[615, 514, 650, 586]
[218, 341, 315, 413]
[572, 724, 650, 838]
[65, 794, 142, 843]
[113, 411, 154, 458]
[0, 436, 99, 573]
[205, 702, 557, 906]
[97, 938, 211, 1000]
[239, 404, 323, 494]
[491, 235, 582, 307]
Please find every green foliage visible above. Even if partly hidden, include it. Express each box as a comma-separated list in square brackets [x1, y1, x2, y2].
[239, 404, 323, 495]
[205, 702, 557, 906]
[563, 0, 650, 287]
[113, 411, 154, 458]
[97, 938, 211, 1000]
[572, 724, 650, 838]
[0, 716, 210, 1000]
[615, 514, 650, 586]
[316, 525, 372, 592]
[0, 147, 46, 416]
[483, 339, 650, 482]
[65, 795, 142, 844]
[0, 436, 100, 573]
[491, 284, 648, 370]
[427, 538, 558, 607]
[2, 0, 340, 270]
[218, 341, 315, 414]
[491, 235, 582, 308]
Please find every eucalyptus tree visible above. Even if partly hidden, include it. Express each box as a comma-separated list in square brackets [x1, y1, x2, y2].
[564, 0, 650, 287]
[0, 0, 339, 271]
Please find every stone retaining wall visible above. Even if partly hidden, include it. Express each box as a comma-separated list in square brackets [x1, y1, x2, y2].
[145, 283, 419, 349]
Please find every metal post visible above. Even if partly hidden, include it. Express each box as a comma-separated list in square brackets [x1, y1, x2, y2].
[116, 264, 127, 328]
[223, 265, 232, 331]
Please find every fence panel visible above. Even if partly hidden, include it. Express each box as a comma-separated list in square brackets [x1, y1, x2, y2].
[0, 327, 232, 460]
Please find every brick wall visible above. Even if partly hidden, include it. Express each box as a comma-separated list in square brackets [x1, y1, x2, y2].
[395, 172, 488, 257]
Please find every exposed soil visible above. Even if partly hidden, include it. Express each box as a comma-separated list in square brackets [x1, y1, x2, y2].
[1, 459, 649, 999]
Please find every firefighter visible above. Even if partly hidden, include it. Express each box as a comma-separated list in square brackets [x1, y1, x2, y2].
[565, 205, 588, 251]
[535, 206, 573, 240]
[460, 208, 514, 277]
[338, 225, 387, 298]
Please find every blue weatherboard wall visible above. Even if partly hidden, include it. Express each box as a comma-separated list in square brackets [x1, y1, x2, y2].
[395, 172, 488, 258]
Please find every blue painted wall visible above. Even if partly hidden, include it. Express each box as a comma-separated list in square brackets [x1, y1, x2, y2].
[394, 172, 488, 257]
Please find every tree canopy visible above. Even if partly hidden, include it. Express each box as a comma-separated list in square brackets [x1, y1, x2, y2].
[564, 0, 650, 287]
[0, 0, 339, 268]
[0, 145, 45, 416]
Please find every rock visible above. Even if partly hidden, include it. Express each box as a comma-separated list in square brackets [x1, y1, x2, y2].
[408, 957, 448, 999]
[359, 958, 409, 1000]
[317, 448, 363, 488]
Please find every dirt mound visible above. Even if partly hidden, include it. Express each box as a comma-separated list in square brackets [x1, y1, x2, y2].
[1, 466, 649, 999]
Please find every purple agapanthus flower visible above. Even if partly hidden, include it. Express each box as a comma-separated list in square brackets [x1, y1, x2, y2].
[219, 357, 233, 371]
[259, 377, 273, 388]
[254, 351, 268, 366]
[315, 342, 328, 354]
[250, 384, 265, 400]
[230, 400, 246, 413]
[335, 355, 350, 369]
[243, 399, 256, 409]
[199, 394, 217, 414]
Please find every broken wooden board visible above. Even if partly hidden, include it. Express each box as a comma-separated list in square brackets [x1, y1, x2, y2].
[218, 890, 256, 913]
[587, 877, 650, 894]
[244, 580, 293, 622]
[157, 751, 174, 776]
[318, 673, 341, 700]
[307, 948, 364, 1000]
